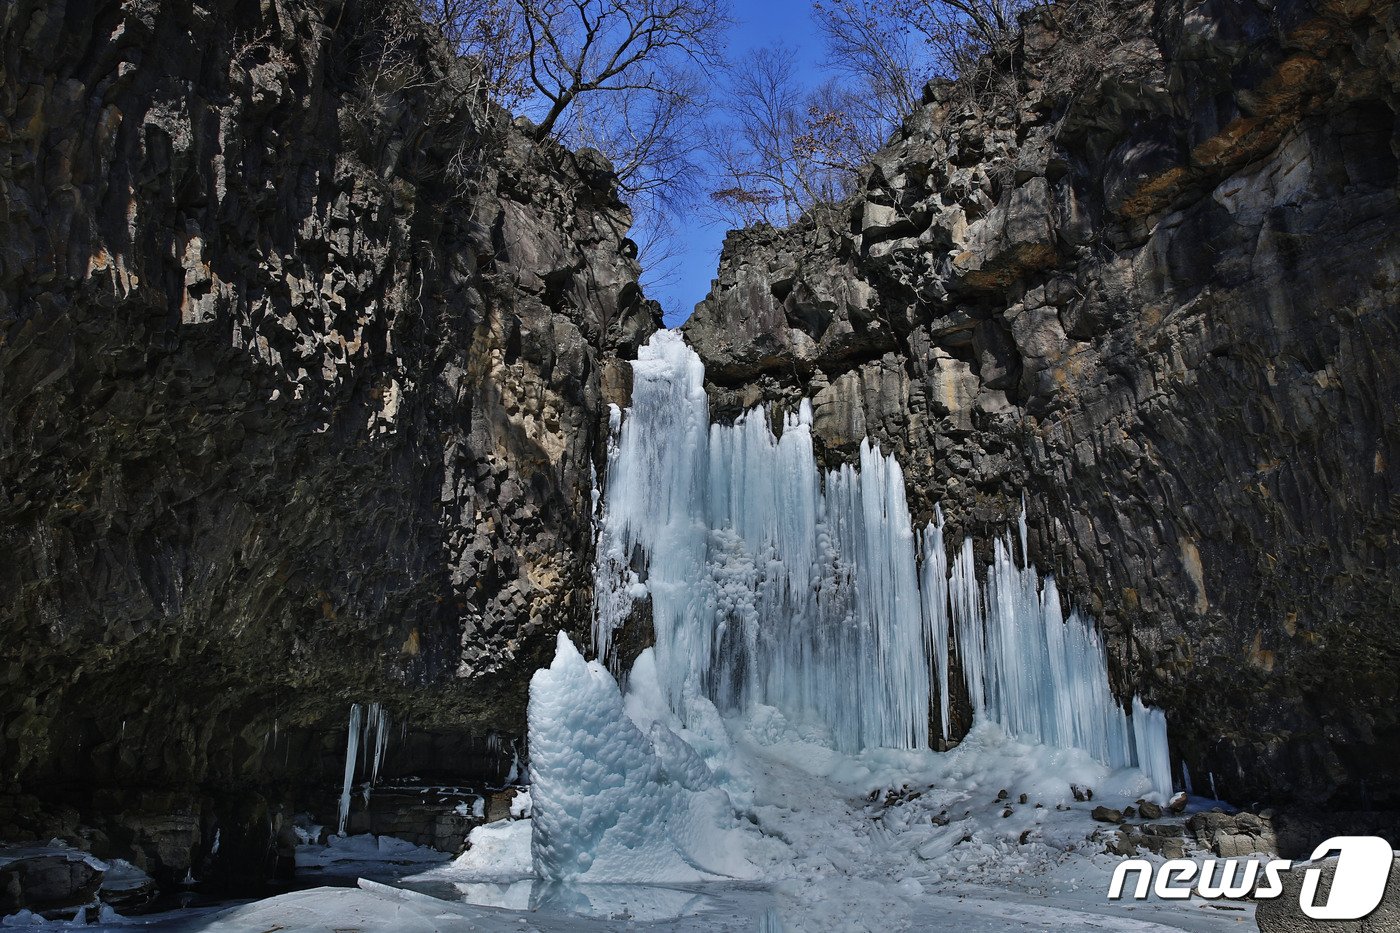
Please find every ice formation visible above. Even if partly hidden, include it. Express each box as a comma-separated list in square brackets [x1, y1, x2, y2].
[368, 702, 389, 785]
[527, 632, 755, 883]
[337, 702, 392, 835]
[918, 511, 951, 741]
[451, 819, 533, 879]
[593, 331, 929, 751]
[591, 330, 1172, 798]
[338, 705, 363, 835]
[918, 515, 1173, 798]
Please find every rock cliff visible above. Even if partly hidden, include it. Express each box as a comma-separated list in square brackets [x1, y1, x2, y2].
[4, 0, 1397, 898]
[0, 0, 655, 884]
[685, 0, 1400, 811]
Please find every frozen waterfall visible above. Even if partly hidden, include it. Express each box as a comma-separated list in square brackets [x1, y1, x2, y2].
[592, 330, 1172, 798]
[937, 519, 1172, 798]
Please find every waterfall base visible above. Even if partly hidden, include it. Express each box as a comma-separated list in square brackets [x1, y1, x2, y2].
[175, 636, 1242, 931]
[496, 635, 1241, 931]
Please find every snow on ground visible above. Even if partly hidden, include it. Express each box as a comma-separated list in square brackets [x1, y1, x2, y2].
[187, 882, 527, 933]
[68, 637, 1248, 931]
[450, 818, 533, 879]
[679, 702, 1247, 932]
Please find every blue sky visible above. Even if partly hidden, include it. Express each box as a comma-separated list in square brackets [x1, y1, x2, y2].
[649, 0, 829, 327]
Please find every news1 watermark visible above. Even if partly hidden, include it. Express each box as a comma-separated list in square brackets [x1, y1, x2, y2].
[1108, 835, 1395, 919]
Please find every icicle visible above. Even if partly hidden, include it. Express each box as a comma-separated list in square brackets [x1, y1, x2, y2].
[919, 509, 951, 741]
[1182, 760, 1194, 794]
[1017, 492, 1029, 566]
[337, 703, 363, 835]
[950, 537, 984, 714]
[1132, 698, 1172, 800]
[943, 502, 1171, 799]
[368, 703, 389, 786]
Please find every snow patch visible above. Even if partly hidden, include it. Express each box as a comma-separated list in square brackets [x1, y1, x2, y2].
[451, 819, 533, 880]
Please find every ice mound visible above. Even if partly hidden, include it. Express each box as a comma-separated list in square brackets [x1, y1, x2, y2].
[649, 722, 717, 791]
[451, 819, 533, 880]
[527, 632, 756, 883]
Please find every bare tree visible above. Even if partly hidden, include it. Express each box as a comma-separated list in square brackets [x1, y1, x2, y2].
[516, 0, 724, 271]
[811, 0, 1045, 126]
[813, 0, 921, 136]
[709, 0, 1055, 230]
[517, 0, 727, 139]
[707, 46, 864, 227]
[566, 58, 705, 210]
[895, 0, 1035, 77]
[417, 0, 727, 300]
[507, 0, 726, 306]
[416, 0, 533, 108]
[416, 0, 724, 200]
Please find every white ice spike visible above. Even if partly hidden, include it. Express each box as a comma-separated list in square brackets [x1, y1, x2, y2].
[337, 703, 363, 836]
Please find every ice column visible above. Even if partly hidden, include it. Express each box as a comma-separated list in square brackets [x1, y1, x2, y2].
[918, 509, 951, 741]
[337, 704, 363, 835]
[592, 330, 932, 753]
[1132, 698, 1172, 802]
[591, 333, 711, 680]
[947, 511, 1170, 799]
[336, 702, 392, 835]
[949, 537, 984, 718]
[529, 633, 752, 882]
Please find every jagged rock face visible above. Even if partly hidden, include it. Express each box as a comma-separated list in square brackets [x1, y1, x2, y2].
[0, 0, 655, 883]
[685, 0, 1400, 809]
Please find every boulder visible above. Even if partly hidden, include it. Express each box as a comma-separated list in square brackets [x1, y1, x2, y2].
[1103, 822, 1190, 859]
[1137, 800, 1164, 820]
[1187, 810, 1277, 858]
[1092, 807, 1125, 824]
[0, 847, 105, 916]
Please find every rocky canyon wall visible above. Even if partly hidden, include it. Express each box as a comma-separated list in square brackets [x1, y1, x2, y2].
[0, 0, 656, 883]
[684, 0, 1400, 811]
[3, 0, 1397, 895]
